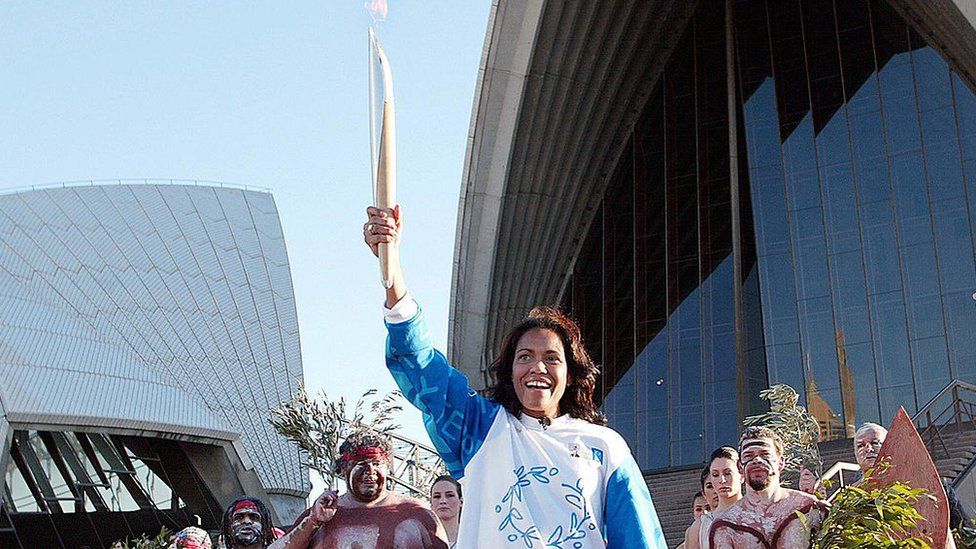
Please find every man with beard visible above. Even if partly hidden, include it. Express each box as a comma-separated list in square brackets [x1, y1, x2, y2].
[710, 427, 827, 548]
[271, 431, 447, 549]
[221, 497, 278, 549]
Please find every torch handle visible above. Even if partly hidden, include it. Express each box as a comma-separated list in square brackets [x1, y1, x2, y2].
[376, 101, 397, 288]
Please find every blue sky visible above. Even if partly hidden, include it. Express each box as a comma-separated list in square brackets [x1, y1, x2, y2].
[0, 1, 492, 487]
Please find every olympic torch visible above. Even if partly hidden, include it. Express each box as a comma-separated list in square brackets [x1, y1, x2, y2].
[367, 15, 397, 288]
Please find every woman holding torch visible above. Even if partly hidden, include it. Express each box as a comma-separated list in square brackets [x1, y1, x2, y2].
[363, 206, 666, 548]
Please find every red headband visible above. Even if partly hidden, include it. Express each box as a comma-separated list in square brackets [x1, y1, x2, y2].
[233, 500, 258, 513]
[342, 445, 389, 465]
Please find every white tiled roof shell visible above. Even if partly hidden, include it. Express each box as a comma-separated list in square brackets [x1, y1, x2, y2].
[0, 184, 307, 494]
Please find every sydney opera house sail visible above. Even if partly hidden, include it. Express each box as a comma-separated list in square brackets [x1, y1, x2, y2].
[0, 182, 307, 547]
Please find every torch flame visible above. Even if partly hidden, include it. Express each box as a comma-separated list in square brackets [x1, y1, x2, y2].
[364, 0, 388, 22]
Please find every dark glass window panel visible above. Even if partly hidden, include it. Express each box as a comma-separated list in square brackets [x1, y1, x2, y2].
[636, 329, 669, 470]
[767, 0, 809, 139]
[943, 291, 976, 384]
[797, 296, 842, 403]
[669, 331, 703, 444]
[828, 250, 871, 345]
[757, 252, 800, 345]
[764, 342, 806, 406]
[869, 291, 913, 389]
[573, 205, 603, 370]
[839, 341, 882, 427]
[602, 145, 635, 399]
[911, 45, 954, 113]
[879, 384, 916, 424]
[800, 0, 844, 135]
[910, 336, 950, 413]
[751, 165, 792, 257]
[781, 118, 821, 212]
[703, 378, 739, 454]
[789, 206, 830, 300]
[859, 198, 902, 295]
[821, 163, 860, 254]
[931, 200, 976, 294]
[888, 153, 932, 247]
[900, 242, 945, 341]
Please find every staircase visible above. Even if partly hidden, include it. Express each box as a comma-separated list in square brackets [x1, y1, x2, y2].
[645, 465, 706, 546]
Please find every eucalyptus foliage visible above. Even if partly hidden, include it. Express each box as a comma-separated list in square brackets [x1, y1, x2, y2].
[110, 527, 172, 549]
[268, 382, 403, 490]
[811, 461, 933, 548]
[744, 384, 823, 478]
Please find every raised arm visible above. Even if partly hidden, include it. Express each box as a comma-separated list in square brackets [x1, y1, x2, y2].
[364, 205, 498, 478]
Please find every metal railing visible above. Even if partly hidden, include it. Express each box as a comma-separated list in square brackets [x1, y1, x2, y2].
[820, 461, 861, 502]
[912, 380, 976, 465]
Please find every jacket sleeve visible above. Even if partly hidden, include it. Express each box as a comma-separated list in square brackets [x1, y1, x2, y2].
[385, 305, 499, 478]
[604, 455, 667, 548]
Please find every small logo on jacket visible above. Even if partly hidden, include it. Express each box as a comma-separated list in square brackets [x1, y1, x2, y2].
[591, 447, 604, 464]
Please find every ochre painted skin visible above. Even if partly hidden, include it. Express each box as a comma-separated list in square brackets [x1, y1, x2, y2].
[739, 439, 782, 492]
[348, 459, 389, 503]
[231, 508, 263, 547]
[512, 328, 569, 420]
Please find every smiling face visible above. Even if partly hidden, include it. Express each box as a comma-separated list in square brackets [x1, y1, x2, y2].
[512, 328, 569, 419]
[738, 438, 784, 492]
[346, 459, 389, 503]
[710, 457, 742, 503]
[230, 507, 263, 547]
[854, 427, 886, 472]
[430, 479, 462, 521]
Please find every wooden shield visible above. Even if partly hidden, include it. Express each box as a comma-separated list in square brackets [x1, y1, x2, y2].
[869, 406, 951, 547]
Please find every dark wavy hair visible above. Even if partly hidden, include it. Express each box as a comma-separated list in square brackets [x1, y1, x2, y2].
[221, 496, 275, 548]
[487, 306, 606, 425]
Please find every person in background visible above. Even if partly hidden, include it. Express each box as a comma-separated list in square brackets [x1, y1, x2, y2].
[691, 491, 708, 521]
[853, 422, 887, 475]
[363, 205, 666, 548]
[798, 465, 823, 497]
[220, 497, 277, 549]
[683, 466, 717, 549]
[706, 446, 743, 521]
[710, 427, 827, 548]
[676, 492, 709, 549]
[271, 429, 447, 549]
[169, 526, 212, 549]
[430, 474, 463, 548]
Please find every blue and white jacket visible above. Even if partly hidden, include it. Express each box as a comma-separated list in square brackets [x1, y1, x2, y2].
[384, 298, 666, 549]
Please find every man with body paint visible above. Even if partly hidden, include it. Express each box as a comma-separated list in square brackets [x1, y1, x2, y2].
[270, 430, 447, 549]
[709, 427, 827, 548]
[221, 497, 278, 549]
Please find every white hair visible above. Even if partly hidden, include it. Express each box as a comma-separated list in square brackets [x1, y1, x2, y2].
[854, 422, 887, 439]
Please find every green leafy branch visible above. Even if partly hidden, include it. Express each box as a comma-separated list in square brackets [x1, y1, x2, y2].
[811, 460, 934, 548]
[268, 381, 402, 490]
[744, 384, 823, 478]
